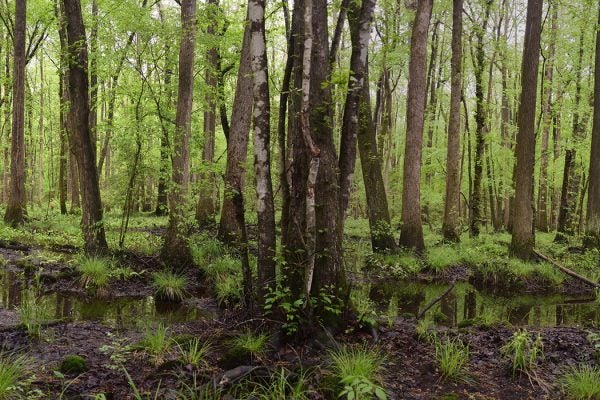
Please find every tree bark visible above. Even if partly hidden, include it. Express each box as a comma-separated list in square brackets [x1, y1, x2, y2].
[249, 0, 276, 304]
[4, 0, 27, 227]
[398, 0, 433, 253]
[442, 0, 463, 242]
[218, 14, 252, 243]
[62, 0, 108, 254]
[510, 0, 543, 260]
[196, 0, 219, 228]
[585, 2, 600, 248]
[161, 0, 196, 267]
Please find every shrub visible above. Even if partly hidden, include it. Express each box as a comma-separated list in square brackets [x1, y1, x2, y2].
[152, 271, 188, 302]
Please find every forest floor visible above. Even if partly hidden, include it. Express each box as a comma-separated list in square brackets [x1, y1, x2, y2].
[0, 211, 597, 399]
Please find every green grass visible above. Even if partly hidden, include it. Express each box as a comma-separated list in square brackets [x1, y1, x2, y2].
[190, 234, 226, 265]
[328, 346, 387, 400]
[76, 256, 112, 292]
[215, 274, 243, 306]
[140, 325, 172, 366]
[152, 271, 188, 302]
[501, 329, 544, 376]
[427, 246, 462, 272]
[230, 331, 269, 359]
[16, 291, 50, 338]
[561, 365, 600, 400]
[433, 336, 470, 381]
[177, 338, 211, 368]
[0, 353, 25, 399]
[241, 368, 312, 400]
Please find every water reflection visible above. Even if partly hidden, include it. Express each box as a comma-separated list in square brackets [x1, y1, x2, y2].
[0, 270, 206, 329]
[371, 281, 600, 327]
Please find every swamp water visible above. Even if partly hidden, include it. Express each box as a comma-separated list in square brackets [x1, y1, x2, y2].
[369, 281, 600, 327]
[0, 270, 206, 329]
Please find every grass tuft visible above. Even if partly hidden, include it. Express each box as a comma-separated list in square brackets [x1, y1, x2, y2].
[0, 353, 25, 399]
[152, 271, 188, 302]
[433, 336, 470, 381]
[76, 256, 111, 292]
[501, 329, 543, 376]
[328, 345, 387, 399]
[561, 364, 600, 400]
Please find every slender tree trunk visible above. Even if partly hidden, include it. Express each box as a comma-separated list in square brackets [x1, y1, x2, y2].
[470, 0, 493, 237]
[218, 15, 252, 243]
[510, 0, 543, 260]
[398, 0, 433, 253]
[59, 73, 68, 215]
[62, 0, 108, 254]
[155, 62, 173, 216]
[442, 0, 463, 242]
[196, 0, 219, 227]
[161, 0, 196, 266]
[249, 0, 276, 305]
[89, 0, 98, 163]
[4, 0, 27, 226]
[585, 2, 600, 248]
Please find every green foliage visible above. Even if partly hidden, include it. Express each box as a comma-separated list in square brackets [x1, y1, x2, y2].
[215, 274, 242, 307]
[368, 251, 422, 278]
[433, 336, 470, 381]
[588, 332, 600, 358]
[230, 331, 268, 360]
[16, 291, 50, 339]
[140, 325, 172, 366]
[177, 338, 211, 368]
[501, 329, 544, 376]
[427, 246, 462, 272]
[241, 368, 312, 400]
[59, 355, 87, 375]
[328, 346, 387, 400]
[561, 365, 600, 400]
[152, 271, 188, 302]
[99, 333, 133, 370]
[76, 256, 112, 293]
[0, 353, 25, 399]
[190, 234, 226, 265]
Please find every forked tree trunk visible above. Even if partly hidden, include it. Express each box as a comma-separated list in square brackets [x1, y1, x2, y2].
[249, 0, 276, 304]
[399, 0, 433, 253]
[442, 0, 463, 242]
[62, 0, 108, 254]
[4, 0, 27, 227]
[510, 0, 543, 260]
[161, 0, 196, 267]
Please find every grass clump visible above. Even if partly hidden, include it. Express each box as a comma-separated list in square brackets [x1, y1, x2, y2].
[427, 246, 462, 272]
[501, 329, 543, 376]
[152, 271, 188, 302]
[16, 291, 50, 338]
[190, 234, 226, 265]
[140, 325, 172, 366]
[215, 274, 242, 306]
[177, 338, 211, 368]
[230, 331, 269, 361]
[76, 256, 111, 293]
[561, 365, 600, 400]
[0, 354, 25, 399]
[242, 368, 312, 400]
[433, 336, 470, 381]
[328, 346, 387, 400]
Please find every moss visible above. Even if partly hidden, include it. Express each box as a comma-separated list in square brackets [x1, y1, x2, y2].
[59, 355, 87, 375]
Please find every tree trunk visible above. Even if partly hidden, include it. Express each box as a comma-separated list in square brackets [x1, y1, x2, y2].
[4, 0, 27, 227]
[442, 0, 463, 242]
[218, 14, 252, 243]
[585, 3, 600, 248]
[470, 0, 493, 237]
[196, 0, 219, 228]
[161, 0, 196, 267]
[398, 0, 433, 253]
[249, 0, 276, 304]
[62, 0, 108, 254]
[89, 0, 98, 163]
[59, 72, 68, 215]
[510, 0, 543, 260]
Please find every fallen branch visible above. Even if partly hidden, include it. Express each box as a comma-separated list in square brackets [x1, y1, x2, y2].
[534, 249, 600, 289]
[417, 282, 456, 320]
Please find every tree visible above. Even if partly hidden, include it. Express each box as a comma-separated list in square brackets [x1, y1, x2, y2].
[62, 0, 108, 254]
[399, 0, 434, 253]
[442, 0, 463, 242]
[4, 0, 26, 227]
[585, 2, 600, 248]
[510, 0, 543, 260]
[161, 0, 196, 267]
[249, 0, 276, 303]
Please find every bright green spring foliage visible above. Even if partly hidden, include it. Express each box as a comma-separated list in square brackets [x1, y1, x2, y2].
[501, 329, 544, 376]
[140, 324, 172, 366]
[433, 336, 470, 381]
[76, 256, 112, 293]
[152, 271, 188, 302]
